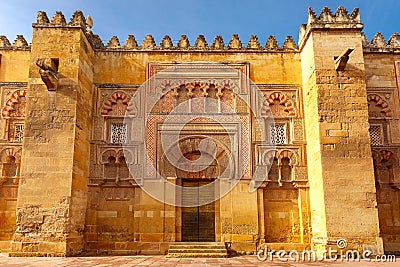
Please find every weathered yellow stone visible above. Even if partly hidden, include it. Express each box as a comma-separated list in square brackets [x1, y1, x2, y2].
[0, 6, 398, 257]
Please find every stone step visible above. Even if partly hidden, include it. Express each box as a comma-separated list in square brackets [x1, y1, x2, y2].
[167, 242, 228, 258]
[169, 245, 226, 249]
[168, 248, 228, 253]
[171, 242, 225, 246]
[167, 252, 228, 258]
[169, 242, 225, 249]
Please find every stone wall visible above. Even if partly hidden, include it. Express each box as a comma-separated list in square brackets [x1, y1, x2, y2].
[0, 7, 398, 256]
[364, 44, 400, 254]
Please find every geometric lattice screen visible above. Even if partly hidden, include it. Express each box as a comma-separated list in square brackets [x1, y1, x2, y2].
[111, 123, 128, 144]
[270, 123, 287, 145]
[369, 125, 382, 146]
[14, 124, 24, 142]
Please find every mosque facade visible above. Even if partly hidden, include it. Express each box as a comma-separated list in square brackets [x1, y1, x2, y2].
[0, 6, 399, 256]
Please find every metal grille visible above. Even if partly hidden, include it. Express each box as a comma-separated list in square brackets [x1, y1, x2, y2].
[270, 124, 286, 144]
[369, 125, 382, 146]
[14, 124, 24, 142]
[111, 123, 127, 144]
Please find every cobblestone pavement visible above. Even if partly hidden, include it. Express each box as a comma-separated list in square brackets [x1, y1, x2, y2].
[0, 254, 399, 266]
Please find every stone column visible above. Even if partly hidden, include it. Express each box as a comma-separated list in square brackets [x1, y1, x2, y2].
[299, 7, 383, 254]
[10, 11, 94, 256]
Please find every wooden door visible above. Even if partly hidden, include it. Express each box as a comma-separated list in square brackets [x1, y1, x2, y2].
[181, 179, 215, 241]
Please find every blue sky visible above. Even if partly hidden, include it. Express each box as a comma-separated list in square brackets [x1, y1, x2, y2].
[0, 0, 399, 46]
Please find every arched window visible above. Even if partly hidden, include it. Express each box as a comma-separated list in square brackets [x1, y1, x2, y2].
[2, 156, 18, 180]
[100, 91, 136, 144]
[156, 81, 236, 115]
[191, 84, 204, 113]
[104, 156, 117, 179]
[0, 153, 21, 186]
[268, 158, 279, 181]
[118, 156, 130, 179]
[266, 152, 296, 184]
[281, 157, 292, 181]
[102, 155, 131, 184]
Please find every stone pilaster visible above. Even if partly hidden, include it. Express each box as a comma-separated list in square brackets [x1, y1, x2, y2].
[299, 7, 383, 254]
[10, 11, 94, 256]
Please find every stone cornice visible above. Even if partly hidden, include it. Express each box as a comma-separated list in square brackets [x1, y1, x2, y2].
[255, 84, 301, 89]
[0, 82, 28, 87]
[96, 84, 140, 89]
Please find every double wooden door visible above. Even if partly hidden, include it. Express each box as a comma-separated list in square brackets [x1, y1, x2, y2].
[181, 179, 215, 242]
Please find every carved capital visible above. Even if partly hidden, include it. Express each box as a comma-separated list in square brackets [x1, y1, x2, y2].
[292, 180, 309, 188]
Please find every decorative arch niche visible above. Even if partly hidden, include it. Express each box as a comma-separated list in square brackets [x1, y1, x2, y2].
[261, 92, 296, 117]
[2, 90, 27, 142]
[99, 149, 134, 185]
[373, 149, 399, 186]
[161, 136, 231, 180]
[372, 149, 400, 252]
[0, 147, 22, 186]
[263, 149, 299, 185]
[367, 94, 392, 119]
[2, 90, 27, 119]
[156, 79, 236, 114]
[262, 149, 301, 243]
[100, 91, 137, 117]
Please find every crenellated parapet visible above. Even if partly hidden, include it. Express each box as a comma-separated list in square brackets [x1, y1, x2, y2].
[161, 35, 173, 49]
[307, 6, 360, 25]
[15, 10, 300, 52]
[0, 36, 11, 48]
[228, 34, 242, 49]
[34, 10, 88, 30]
[13, 35, 28, 48]
[177, 35, 190, 49]
[50, 11, 67, 26]
[32, 10, 100, 51]
[0, 35, 29, 50]
[247, 35, 261, 49]
[2, 9, 300, 52]
[125, 35, 139, 49]
[211, 35, 224, 49]
[362, 32, 400, 53]
[299, 6, 363, 49]
[98, 33, 298, 52]
[107, 36, 120, 48]
[4, 8, 399, 55]
[142, 34, 156, 49]
[89, 34, 105, 49]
